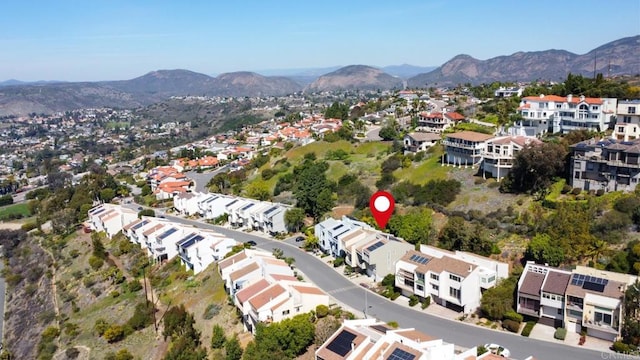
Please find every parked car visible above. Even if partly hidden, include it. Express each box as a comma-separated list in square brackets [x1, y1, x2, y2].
[484, 343, 510, 358]
[245, 240, 257, 247]
[295, 236, 305, 242]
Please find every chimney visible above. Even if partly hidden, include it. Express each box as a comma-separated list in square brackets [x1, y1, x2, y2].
[567, 94, 573, 102]
[468, 265, 473, 273]
[351, 342, 355, 351]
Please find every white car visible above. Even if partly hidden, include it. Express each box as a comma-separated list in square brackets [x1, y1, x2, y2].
[484, 343, 511, 358]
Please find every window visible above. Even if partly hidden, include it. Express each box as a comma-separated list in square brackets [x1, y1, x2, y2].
[595, 311, 612, 326]
[628, 107, 636, 114]
[624, 116, 632, 123]
[282, 309, 290, 315]
[449, 274, 461, 282]
[592, 106, 599, 111]
[449, 287, 461, 300]
[431, 284, 439, 291]
[619, 127, 625, 133]
[430, 273, 439, 281]
[416, 284, 424, 291]
[558, 308, 562, 315]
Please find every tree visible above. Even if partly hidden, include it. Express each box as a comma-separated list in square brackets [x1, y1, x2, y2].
[379, 125, 399, 141]
[284, 208, 305, 232]
[438, 216, 469, 250]
[292, 160, 333, 219]
[524, 233, 565, 267]
[99, 188, 116, 203]
[388, 208, 434, 244]
[92, 233, 107, 259]
[502, 142, 567, 194]
[225, 335, 243, 360]
[245, 180, 271, 201]
[211, 324, 226, 349]
[138, 209, 155, 218]
[314, 316, 341, 345]
[480, 277, 517, 320]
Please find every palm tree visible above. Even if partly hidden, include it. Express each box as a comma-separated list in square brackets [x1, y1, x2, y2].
[587, 238, 611, 264]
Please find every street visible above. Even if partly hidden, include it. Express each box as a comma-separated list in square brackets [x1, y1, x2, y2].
[186, 165, 229, 193]
[122, 207, 631, 360]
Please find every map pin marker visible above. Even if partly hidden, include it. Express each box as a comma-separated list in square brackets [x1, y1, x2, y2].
[369, 191, 395, 229]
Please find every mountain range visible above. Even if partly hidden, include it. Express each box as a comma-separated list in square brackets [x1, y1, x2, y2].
[0, 36, 637, 116]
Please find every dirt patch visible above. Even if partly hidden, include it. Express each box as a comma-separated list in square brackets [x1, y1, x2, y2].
[332, 205, 355, 218]
[0, 222, 24, 230]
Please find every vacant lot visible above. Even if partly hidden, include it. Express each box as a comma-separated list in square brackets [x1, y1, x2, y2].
[0, 203, 30, 220]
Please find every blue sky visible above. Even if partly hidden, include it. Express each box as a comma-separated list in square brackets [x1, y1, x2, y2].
[1, 0, 638, 81]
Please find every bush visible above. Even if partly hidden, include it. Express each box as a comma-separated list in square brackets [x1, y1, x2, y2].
[521, 321, 536, 337]
[561, 184, 573, 194]
[88, 256, 104, 271]
[571, 188, 582, 195]
[127, 302, 155, 330]
[203, 303, 221, 320]
[103, 325, 125, 343]
[110, 291, 120, 298]
[69, 249, 80, 258]
[387, 321, 399, 328]
[65, 347, 80, 359]
[554, 327, 567, 340]
[596, 189, 605, 196]
[127, 280, 142, 292]
[21, 221, 38, 232]
[503, 310, 523, 323]
[502, 319, 520, 333]
[316, 304, 329, 318]
[94, 319, 110, 336]
[332, 257, 344, 267]
[421, 297, 431, 309]
[381, 274, 395, 287]
[611, 341, 637, 353]
[408, 295, 419, 307]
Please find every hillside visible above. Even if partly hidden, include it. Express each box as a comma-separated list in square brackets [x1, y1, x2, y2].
[305, 65, 403, 92]
[408, 35, 640, 87]
[213, 71, 302, 97]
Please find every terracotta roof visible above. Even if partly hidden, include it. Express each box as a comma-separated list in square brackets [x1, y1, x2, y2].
[229, 262, 260, 282]
[143, 224, 165, 236]
[446, 131, 494, 142]
[444, 111, 465, 121]
[523, 94, 603, 105]
[270, 298, 289, 311]
[123, 219, 142, 231]
[291, 285, 325, 296]
[235, 279, 270, 304]
[217, 251, 248, 271]
[520, 271, 545, 297]
[542, 270, 571, 295]
[269, 274, 298, 282]
[100, 211, 119, 222]
[400, 250, 476, 277]
[248, 284, 286, 310]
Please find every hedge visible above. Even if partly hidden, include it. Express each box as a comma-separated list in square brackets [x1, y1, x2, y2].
[521, 321, 536, 337]
[503, 310, 523, 323]
[554, 327, 567, 340]
[502, 319, 520, 333]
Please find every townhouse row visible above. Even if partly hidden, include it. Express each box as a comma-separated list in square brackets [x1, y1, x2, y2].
[315, 318, 536, 360]
[174, 192, 291, 234]
[219, 249, 330, 334]
[88, 204, 239, 274]
[517, 261, 639, 342]
[315, 216, 510, 313]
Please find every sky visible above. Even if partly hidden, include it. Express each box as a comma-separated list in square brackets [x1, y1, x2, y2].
[1, 0, 639, 82]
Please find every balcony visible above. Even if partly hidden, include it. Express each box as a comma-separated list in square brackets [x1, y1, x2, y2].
[583, 318, 619, 334]
[442, 140, 483, 150]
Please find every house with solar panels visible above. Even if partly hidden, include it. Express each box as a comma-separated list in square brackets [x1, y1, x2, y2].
[517, 261, 639, 341]
[87, 204, 138, 238]
[395, 245, 509, 313]
[570, 137, 640, 193]
[315, 216, 374, 258]
[146, 225, 189, 262]
[315, 319, 481, 360]
[176, 231, 237, 274]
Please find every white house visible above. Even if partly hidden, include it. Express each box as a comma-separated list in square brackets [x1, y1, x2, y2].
[481, 135, 542, 180]
[88, 204, 138, 238]
[612, 100, 640, 141]
[315, 216, 373, 258]
[403, 132, 441, 153]
[443, 131, 494, 167]
[174, 192, 204, 216]
[395, 245, 509, 313]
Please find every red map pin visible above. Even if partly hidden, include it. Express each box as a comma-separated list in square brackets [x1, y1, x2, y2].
[369, 191, 395, 229]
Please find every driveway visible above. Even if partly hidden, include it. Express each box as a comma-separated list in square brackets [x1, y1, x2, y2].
[120, 207, 631, 360]
[364, 126, 382, 141]
[186, 165, 229, 193]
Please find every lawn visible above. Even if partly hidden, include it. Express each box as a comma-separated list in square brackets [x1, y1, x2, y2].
[0, 203, 31, 220]
[394, 148, 449, 184]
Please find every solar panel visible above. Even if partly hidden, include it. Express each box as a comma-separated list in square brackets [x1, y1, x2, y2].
[583, 281, 606, 292]
[571, 274, 608, 290]
[157, 227, 178, 240]
[387, 348, 416, 360]
[409, 254, 430, 265]
[371, 325, 389, 334]
[131, 220, 150, 231]
[367, 241, 384, 252]
[326, 330, 357, 356]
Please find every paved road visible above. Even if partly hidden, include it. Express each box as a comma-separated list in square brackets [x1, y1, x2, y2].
[0, 261, 5, 344]
[186, 165, 229, 193]
[122, 207, 630, 360]
[364, 126, 382, 141]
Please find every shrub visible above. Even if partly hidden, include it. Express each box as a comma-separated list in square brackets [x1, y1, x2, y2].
[94, 319, 110, 336]
[65, 347, 80, 359]
[82, 276, 96, 288]
[332, 257, 344, 267]
[127, 280, 142, 292]
[21, 221, 38, 232]
[521, 321, 536, 337]
[474, 177, 486, 185]
[502, 319, 520, 333]
[571, 188, 582, 195]
[203, 303, 221, 320]
[211, 324, 226, 349]
[611, 341, 636, 353]
[561, 184, 573, 194]
[103, 325, 125, 343]
[387, 321, 399, 328]
[69, 249, 80, 258]
[316, 304, 329, 318]
[408, 295, 419, 307]
[503, 310, 523, 323]
[421, 297, 431, 309]
[596, 189, 605, 196]
[126, 302, 154, 330]
[554, 327, 567, 340]
[88, 256, 104, 271]
[110, 291, 120, 298]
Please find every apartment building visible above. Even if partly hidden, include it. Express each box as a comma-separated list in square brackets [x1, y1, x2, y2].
[443, 131, 494, 167]
[570, 137, 640, 193]
[611, 100, 640, 141]
[481, 136, 542, 180]
[315, 216, 374, 258]
[395, 245, 509, 313]
[88, 204, 138, 238]
[516, 262, 639, 341]
[221, 249, 329, 334]
[511, 94, 617, 137]
[315, 319, 481, 360]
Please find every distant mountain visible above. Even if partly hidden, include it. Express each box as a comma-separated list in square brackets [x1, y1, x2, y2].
[0, 70, 303, 116]
[381, 64, 437, 78]
[213, 71, 302, 97]
[0, 79, 66, 87]
[305, 65, 403, 92]
[408, 35, 640, 87]
[255, 66, 342, 77]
